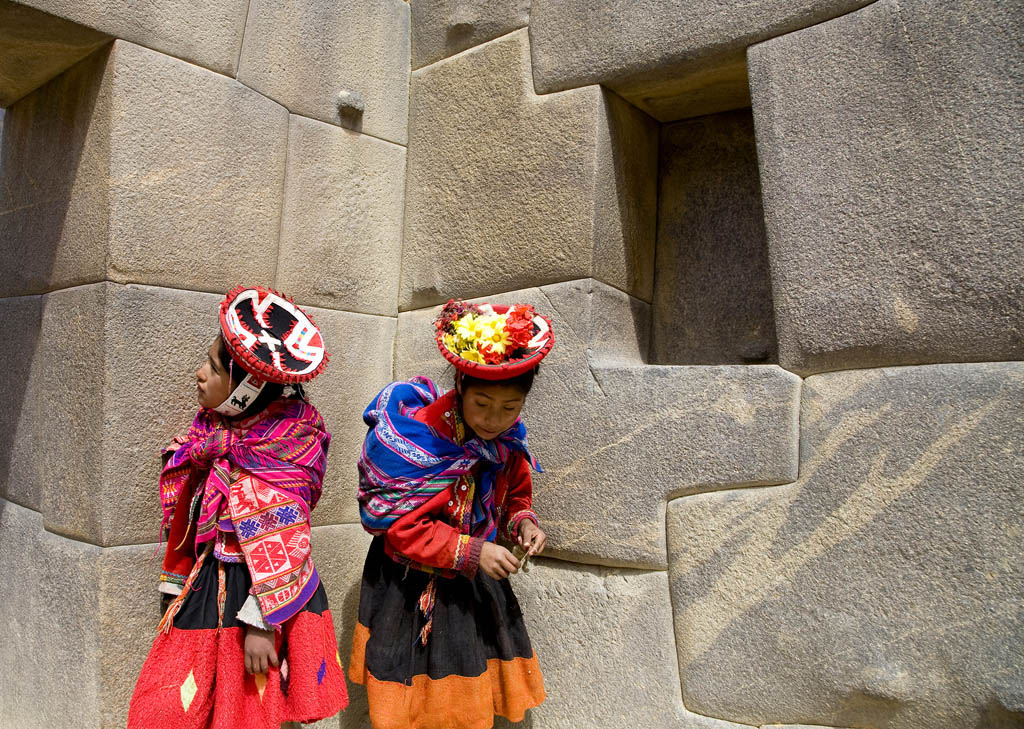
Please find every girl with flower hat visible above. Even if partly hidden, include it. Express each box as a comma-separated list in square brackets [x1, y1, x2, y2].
[349, 299, 553, 729]
[127, 286, 348, 729]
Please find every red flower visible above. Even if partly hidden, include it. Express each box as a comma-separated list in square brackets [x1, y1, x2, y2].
[479, 342, 504, 365]
[434, 299, 478, 334]
[505, 306, 536, 349]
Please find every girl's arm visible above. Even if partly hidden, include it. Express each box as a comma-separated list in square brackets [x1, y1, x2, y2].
[501, 454, 540, 542]
[386, 489, 485, 577]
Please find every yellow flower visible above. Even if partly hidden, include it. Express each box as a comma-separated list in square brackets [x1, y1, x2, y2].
[459, 347, 485, 364]
[455, 313, 480, 342]
[443, 333, 459, 354]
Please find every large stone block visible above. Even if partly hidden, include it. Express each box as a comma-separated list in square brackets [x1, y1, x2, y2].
[303, 306, 395, 528]
[529, 0, 873, 121]
[401, 31, 657, 310]
[0, 500, 101, 725]
[276, 115, 405, 316]
[0, 499, 154, 729]
[0, 41, 288, 298]
[500, 559, 750, 729]
[37, 283, 221, 546]
[237, 0, 410, 146]
[749, 0, 1024, 375]
[12, 0, 249, 75]
[651, 109, 776, 365]
[410, 0, 529, 69]
[667, 362, 1024, 728]
[0, 1, 109, 107]
[396, 278, 800, 568]
[0, 295, 42, 511]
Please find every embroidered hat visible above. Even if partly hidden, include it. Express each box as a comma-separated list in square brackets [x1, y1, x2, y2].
[434, 299, 554, 380]
[214, 286, 328, 416]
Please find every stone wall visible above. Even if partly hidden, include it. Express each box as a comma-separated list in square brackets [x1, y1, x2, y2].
[0, 1, 1020, 728]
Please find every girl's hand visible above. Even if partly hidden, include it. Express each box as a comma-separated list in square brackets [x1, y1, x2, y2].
[479, 542, 520, 580]
[518, 521, 547, 556]
[244, 626, 279, 675]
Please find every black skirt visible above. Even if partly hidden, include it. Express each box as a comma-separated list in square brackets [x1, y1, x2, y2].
[350, 537, 545, 729]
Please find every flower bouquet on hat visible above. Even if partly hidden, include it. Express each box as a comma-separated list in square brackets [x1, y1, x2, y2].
[434, 299, 554, 379]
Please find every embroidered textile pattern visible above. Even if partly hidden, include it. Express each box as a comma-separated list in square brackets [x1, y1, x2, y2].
[229, 475, 318, 626]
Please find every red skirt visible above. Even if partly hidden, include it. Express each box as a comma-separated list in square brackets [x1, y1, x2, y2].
[128, 556, 348, 729]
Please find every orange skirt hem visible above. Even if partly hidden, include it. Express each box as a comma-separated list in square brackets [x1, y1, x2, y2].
[349, 622, 545, 729]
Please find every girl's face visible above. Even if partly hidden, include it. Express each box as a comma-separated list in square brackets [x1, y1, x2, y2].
[459, 380, 526, 440]
[196, 339, 235, 409]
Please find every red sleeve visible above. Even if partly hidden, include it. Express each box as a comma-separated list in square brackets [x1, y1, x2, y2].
[501, 454, 539, 541]
[385, 488, 484, 578]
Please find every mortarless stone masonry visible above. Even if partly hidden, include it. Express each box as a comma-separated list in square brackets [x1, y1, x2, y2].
[0, 1, 1020, 727]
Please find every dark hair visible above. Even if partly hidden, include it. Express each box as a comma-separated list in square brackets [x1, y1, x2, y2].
[216, 337, 298, 417]
[459, 365, 539, 396]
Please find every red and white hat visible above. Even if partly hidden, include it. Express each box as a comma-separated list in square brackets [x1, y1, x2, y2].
[434, 299, 554, 381]
[214, 286, 329, 416]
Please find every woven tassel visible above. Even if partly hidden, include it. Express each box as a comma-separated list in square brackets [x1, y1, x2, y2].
[157, 544, 211, 634]
[417, 577, 437, 646]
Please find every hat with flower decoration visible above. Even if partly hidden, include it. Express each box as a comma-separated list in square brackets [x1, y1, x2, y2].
[213, 285, 329, 416]
[434, 299, 554, 380]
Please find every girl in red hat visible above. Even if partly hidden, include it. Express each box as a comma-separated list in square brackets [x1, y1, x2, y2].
[350, 299, 554, 729]
[127, 286, 348, 729]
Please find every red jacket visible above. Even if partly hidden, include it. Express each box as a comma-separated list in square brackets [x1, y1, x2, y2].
[384, 390, 539, 578]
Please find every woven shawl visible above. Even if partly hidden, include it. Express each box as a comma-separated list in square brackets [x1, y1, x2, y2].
[357, 377, 539, 542]
[160, 399, 330, 544]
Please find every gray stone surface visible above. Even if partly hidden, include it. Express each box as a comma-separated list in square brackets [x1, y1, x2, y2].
[410, 0, 529, 69]
[593, 89, 659, 304]
[667, 362, 1024, 728]
[0, 40, 288, 297]
[0, 295, 42, 511]
[303, 306, 395, 528]
[0, 498, 155, 729]
[504, 560, 692, 728]
[749, 0, 1024, 375]
[0, 500, 102, 725]
[37, 283, 221, 546]
[276, 115, 406, 316]
[401, 30, 657, 311]
[396, 278, 800, 568]
[0, 47, 111, 295]
[13, 0, 249, 75]
[237, 0, 410, 146]
[0, 1, 110, 107]
[651, 109, 776, 366]
[529, 0, 873, 121]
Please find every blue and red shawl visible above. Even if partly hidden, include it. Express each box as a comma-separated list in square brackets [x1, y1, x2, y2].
[357, 377, 539, 542]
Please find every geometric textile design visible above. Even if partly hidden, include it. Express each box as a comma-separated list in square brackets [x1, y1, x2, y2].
[180, 669, 198, 712]
[317, 658, 327, 685]
[228, 474, 318, 626]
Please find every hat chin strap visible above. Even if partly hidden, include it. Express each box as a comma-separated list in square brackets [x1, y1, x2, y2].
[213, 372, 267, 417]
